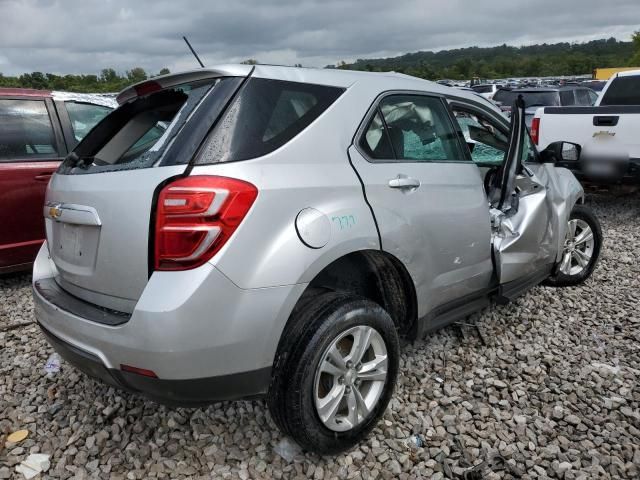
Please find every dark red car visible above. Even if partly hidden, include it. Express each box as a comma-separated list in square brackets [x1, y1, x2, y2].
[0, 88, 115, 273]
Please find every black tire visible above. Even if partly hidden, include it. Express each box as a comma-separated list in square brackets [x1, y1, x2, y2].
[545, 204, 602, 287]
[267, 291, 399, 455]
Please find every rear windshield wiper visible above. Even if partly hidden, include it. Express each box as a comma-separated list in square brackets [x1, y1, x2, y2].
[65, 152, 95, 169]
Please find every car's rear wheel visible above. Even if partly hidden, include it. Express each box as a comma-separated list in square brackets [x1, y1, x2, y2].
[268, 292, 399, 455]
[545, 204, 602, 287]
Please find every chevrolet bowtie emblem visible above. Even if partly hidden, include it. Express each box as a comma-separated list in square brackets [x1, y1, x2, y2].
[49, 205, 62, 219]
[592, 131, 615, 138]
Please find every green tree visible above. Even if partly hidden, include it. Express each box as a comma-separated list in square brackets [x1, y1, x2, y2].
[100, 68, 118, 83]
[126, 67, 147, 83]
[630, 31, 640, 65]
[159, 68, 170, 75]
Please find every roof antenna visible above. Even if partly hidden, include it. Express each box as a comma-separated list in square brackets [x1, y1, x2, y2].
[183, 36, 205, 68]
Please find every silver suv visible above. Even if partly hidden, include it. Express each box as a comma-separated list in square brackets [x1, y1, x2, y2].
[33, 65, 602, 454]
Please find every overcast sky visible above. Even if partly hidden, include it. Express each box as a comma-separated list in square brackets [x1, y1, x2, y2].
[1, 0, 638, 76]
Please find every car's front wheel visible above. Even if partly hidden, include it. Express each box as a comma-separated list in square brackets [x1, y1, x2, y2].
[268, 292, 399, 455]
[545, 204, 602, 287]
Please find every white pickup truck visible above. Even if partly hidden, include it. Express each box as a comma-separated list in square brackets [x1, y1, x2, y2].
[532, 70, 640, 183]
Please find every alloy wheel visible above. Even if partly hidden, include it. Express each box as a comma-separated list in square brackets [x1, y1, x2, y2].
[559, 218, 595, 276]
[313, 325, 388, 432]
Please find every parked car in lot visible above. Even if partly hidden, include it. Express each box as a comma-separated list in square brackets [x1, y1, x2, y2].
[493, 86, 598, 127]
[0, 89, 116, 273]
[471, 83, 504, 100]
[532, 69, 640, 183]
[580, 80, 606, 92]
[33, 65, 601, 454]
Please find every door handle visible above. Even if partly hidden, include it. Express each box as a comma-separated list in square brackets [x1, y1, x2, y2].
[388, 176, 421, 189]
[593, 115, 618, 127]
[34, 173, 53, 182]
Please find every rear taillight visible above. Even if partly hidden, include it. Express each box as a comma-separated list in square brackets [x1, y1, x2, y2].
[530, 117, 540, 145]
[121, 364, 158, 378]
[154, 176, 258, 271]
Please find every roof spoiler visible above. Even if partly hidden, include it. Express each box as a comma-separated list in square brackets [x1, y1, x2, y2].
[116, 65, 253, 105]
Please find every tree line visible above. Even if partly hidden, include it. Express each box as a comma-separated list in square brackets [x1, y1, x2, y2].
[1, 35, 639, 92]
[332, 36, 640, 80]
[0, 67, 170, 93]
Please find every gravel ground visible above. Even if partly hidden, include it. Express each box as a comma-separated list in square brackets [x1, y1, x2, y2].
[1, 191, 639, 479]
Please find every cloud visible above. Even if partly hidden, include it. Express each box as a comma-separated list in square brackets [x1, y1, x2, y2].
[0, 0, 638, 75]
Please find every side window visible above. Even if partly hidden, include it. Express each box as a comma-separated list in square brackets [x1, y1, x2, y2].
[452, 108, 507, 166]
[370, 95, 464, 162]
[360, 111, 395, 159]
[199, 78, 344, 163]
[520, 132, 537, 164]
[65, 102, 112, 142]
[575, 89, 591, 105]
[588, 90, 598, 105]
[0, 99, 58, 160]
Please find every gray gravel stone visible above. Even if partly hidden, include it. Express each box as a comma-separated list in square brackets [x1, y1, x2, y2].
[1, 191, 639, 478]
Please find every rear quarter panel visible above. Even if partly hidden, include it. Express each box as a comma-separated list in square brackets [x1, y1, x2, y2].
[192, 83, 382, 289]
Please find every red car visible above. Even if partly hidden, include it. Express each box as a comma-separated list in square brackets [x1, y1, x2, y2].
[0, 88, 115, 273]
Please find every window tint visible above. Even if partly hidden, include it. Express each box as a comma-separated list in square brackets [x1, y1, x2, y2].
[494, 90, 561, 108]
[65, 102, 112, 142]
[493, 89, 516, 104]
[198, 78, 344, 164]
[472, 85, 494, 94]
[453, 109, 507, 166]
[600, 76, 640, 106]
[521, 91, 560, 107]
[0, 99, 58, 160]
[367, 95, 464, 162]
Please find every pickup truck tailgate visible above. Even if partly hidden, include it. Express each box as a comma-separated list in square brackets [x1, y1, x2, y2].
[537, 106, 640, 161]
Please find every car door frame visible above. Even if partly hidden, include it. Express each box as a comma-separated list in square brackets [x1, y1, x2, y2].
[54, 99, 78, 151]
[349, 89, 497, 337]
[0, 94, 67, 272]
[446, 93, 559, 300]
[55, 100, 114, 151]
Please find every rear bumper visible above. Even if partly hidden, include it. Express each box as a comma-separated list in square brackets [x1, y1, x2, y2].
[32, 243, 307, 404]
[38, 322, 270, 406]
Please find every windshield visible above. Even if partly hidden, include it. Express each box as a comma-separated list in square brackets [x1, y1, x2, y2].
[600, 76, 640, 106]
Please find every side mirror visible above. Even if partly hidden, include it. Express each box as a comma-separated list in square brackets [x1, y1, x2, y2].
[540, 141, 581, 163]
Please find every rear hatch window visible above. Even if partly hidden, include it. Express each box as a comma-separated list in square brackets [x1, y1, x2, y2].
[472, 85, 493, 94]
[57, 78, 234, 175]
[493, 90, 516, 105]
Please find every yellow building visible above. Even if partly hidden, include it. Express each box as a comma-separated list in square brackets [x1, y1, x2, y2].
[593, 67, 640, 80]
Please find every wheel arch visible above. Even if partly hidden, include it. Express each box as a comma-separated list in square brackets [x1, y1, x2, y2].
[275, 249, 418, 360]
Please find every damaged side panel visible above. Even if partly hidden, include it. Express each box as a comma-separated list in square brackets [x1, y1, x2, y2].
[491, 164, 584, 285]
[541, 165, 585, 263]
